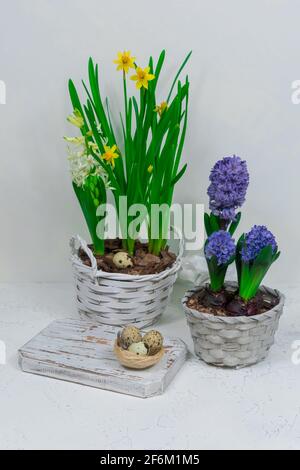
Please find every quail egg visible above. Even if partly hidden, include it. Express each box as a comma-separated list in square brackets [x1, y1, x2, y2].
[128, 341, 148, 356]
[113, 252, 133, 269]
[143, 330, 164, 355]
[120, 325, 142, 349]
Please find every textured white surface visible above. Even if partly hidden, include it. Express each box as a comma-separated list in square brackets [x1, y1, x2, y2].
[0, 281, 300, 450]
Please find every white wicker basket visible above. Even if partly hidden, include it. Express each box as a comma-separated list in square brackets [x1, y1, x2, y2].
[70, 229, 184, 328]
[182, 283, 285, 368]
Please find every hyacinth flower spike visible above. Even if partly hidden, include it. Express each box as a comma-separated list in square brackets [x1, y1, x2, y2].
[205, 230, 236, 292]
[237, 225, 280, 301]
[201, 231, 236, 308]
[226, 226, 280, 316]
[205, 156, 249, 236]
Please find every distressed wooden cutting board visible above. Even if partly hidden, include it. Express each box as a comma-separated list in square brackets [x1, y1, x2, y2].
[18, 319, 187, 398]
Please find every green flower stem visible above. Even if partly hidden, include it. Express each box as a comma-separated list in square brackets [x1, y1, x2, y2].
[127, 238, 135, 256]
[206, 256, 228, 293]
[151, 239, 162, 256]
[209, 278, 225, 293]
[219, 218, 229, 231]
[93, 238, 105, 256]
[208, 269, 226, 293]
[123, 72, 128, 122]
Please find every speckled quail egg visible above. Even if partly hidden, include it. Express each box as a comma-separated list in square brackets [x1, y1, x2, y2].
[143, 330, 164, 355]
[128, 341, 148, 356]
[120, 325, 142, 349]
[113, 251, 133, 269]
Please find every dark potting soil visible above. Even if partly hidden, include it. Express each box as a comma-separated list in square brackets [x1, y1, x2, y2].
[186, 285, 280, 317]
[78, 239, 177, 275]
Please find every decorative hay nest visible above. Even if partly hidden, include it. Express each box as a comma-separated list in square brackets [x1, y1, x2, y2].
[114, 340, 165, 369]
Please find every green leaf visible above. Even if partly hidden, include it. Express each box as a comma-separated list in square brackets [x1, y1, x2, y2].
[239, 245, 275, 300]
[240, 261, 252, 299]
[68, 79, 89, 134]
[105, 98, 117, 142]
[88, 58, 110, 139]
[154, 50, 166, 85]
[132, 96, 139, 127]
[210, 213, 220, 233]
[167, 51, 192, 102]
[206, 255, 228, 292]
[229, 212, 241, 236]
[235, 234, 245, 286]
[73, 176, 107, 255]
[252, 245, 273, 270]
[204, 212, 212, 237]
[171, 164, 187, 186]
[84, 101, 120, 195]
[273, 251, 281, 262]
[173, 78, 189, 173]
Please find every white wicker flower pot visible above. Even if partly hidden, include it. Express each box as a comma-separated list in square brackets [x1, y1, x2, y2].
[70, 230, 184, 328]
[182, 283, 285, 368]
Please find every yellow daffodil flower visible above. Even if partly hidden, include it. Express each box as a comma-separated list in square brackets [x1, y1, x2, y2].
[147, 165, 153, 174]
[67, 109, 84, 128]
[154, 101, 168, 117]
[131, 66, 155, 90]
[114, 51, 136, 74]
[101, 145, 119, 168]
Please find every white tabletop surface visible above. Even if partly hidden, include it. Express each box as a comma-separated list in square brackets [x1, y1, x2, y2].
[0, 281, 299, 450]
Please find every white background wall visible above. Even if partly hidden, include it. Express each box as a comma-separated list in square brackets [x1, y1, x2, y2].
[0, 0, 299, 285]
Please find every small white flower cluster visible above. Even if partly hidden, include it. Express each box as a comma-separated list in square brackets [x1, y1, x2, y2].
[65, 115, 111, 189]
[66, 140, 110, 188]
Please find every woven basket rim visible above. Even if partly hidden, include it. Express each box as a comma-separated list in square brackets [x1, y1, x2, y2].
[182, 282, 285, 324]
[70, 228, 184, 282]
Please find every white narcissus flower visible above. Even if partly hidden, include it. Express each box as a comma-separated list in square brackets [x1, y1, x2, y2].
[64, 136, 85, 145]
[93, 166, 114, 190]
[87, 140, 99, 153]
[65, 120, 112, 188]
[67, 142, 109, 188]
[67, 109, 84, 128]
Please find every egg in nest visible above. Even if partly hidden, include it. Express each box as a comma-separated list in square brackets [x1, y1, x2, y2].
[143, 330, 164, 355]
[120, 325, 142, 349]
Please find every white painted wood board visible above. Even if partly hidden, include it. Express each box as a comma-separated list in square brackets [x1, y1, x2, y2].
[18, 318, 187, 398]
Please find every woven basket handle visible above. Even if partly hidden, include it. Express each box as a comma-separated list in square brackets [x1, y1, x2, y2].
[70, 235, 98, 275]
[170, 225, 184, 261]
